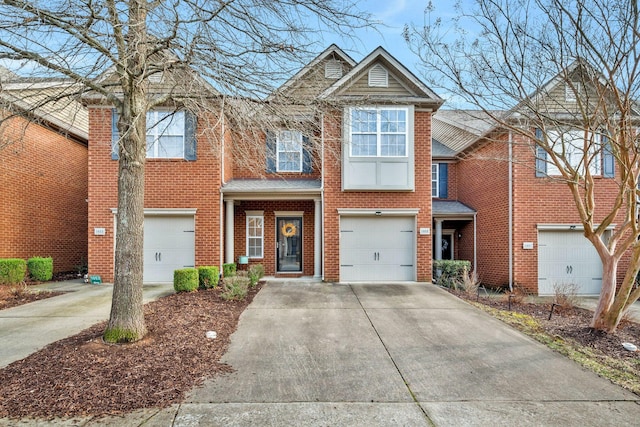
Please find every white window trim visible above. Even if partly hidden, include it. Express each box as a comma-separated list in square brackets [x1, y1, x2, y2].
[146, 110, 185, 159]
[349, 106, 409, 158]
[432, 163, 439, 198]
[246, 211, 264, 259]
[276, 130, 303, 172]
[545, 128, 601, 176]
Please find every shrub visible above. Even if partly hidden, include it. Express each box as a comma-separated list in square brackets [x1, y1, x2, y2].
[221, 275, 250, 300]
[223, 263, 236, 278]
[433, 260, 471, 288]
[248, 264, 265, 287]
[173, 268, 199, 292]
[553, 282, 579, 309]
[27, 257, 54, 281]
[0, 258, 27, 285]
[198, 266, 220, 289]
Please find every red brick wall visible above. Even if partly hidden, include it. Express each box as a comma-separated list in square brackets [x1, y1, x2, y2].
[232, 200, 316, 276]
[0, 112, 88, 273]
[322, 109, 433, 282]
[87, 108, 222, 282]
[457, 136, 510, 287]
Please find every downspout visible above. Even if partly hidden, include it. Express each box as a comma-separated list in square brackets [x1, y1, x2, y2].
[508, 130, 514, 293]
[220, 108, 226, 274]
[321, 112, 325, 281]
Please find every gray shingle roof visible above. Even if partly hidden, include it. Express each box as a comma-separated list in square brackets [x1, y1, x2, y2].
[222, 179, 321, 193]
[433, 200, 476, 217]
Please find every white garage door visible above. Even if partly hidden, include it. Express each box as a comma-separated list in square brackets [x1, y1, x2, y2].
[340, 216, 415, 282]
[538, 230, 602, 295]
[143, 215, 195, 283]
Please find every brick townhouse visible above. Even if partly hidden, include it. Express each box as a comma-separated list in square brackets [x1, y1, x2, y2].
[0, 70, 88, 273]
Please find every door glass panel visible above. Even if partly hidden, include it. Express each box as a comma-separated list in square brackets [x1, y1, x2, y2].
[277, 217, 302, 272]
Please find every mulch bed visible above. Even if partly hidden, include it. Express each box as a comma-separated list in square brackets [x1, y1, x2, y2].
[0, 272, 81, 310]
[449, 288, 640, 371]
[0, 282, 263, 420]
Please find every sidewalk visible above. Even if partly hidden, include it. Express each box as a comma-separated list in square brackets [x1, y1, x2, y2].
[0, 279, 173, 368]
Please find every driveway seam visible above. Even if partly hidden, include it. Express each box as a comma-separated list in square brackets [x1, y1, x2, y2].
[349, 284, 436, 427]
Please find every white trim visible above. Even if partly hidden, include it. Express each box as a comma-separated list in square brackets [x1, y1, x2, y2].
[348, 106, 409, 158]
[274, 210, 305, 216]
[276, 130, 303, 172]
[536, 223, 615, 231]
[111, 208, 197, 215]
[337, 208, 419, 216]
[245, 210, 264, 216]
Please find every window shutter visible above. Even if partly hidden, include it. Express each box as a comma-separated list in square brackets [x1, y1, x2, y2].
[302, 136, 312, 174]
[602, 134, 614, 178]
[111, 109, 119, 160]
[535, 128, 547, 177]
[266, 131, 276, 173]
[184, 110, 197, 161]
[438, 163, 448, 199]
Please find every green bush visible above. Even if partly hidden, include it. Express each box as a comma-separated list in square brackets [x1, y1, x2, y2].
[248, 263, 265, 287]
[433, 260, 471, 288]
[0, 258, 27, 285]
[221, 275, 249, 300]
[173, 268, 199, 292]
[198, 266, 220, 289]
[27, 257, 54, 281]
[222, 263, 236, 278]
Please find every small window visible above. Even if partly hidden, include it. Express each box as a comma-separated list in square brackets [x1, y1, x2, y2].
[246, 213, 264, 258]
[146, 111, 185, 158]
[325, 60, 343, 79]
[277, 130, 303, 172]
[368, 64, 388, 88]
[432, 164, 439, 198]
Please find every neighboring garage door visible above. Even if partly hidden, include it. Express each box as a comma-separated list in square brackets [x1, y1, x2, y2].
[143, 215, 195, 283]
[340, 216, 415, 282]
[538, 230, 602, 295]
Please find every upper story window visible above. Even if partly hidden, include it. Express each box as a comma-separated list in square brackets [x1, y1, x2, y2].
[350, 108, 407, 157]
[277, 130, 303, 172]
[111, 109, 197, 161]
[343, 105, 415, 191]
[536, 128, 613, 178]
[146, 111, 185, 158]
[432, 164, 439, 197]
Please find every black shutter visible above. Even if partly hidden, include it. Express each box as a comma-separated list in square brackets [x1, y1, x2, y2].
[535, 128, 547, 177]
[602, 133, 614, 178]
[438, 163, 448, 199]
[184, 110, 197, 161]
[302, 135, 312, 173]
[266, 131, 276, 173]
[111, 109, 119, 160]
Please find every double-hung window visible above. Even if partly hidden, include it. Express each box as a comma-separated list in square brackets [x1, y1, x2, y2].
[277, 130, 303, 172]
[351, 108, 407, 157]
[246, 212, 264, 258]
[545, 129, 601, 176]
[146, 111, 185, 159]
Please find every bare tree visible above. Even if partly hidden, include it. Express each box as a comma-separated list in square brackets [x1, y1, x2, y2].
[0, 0, 373, 342]
[406, 0, 640, 332]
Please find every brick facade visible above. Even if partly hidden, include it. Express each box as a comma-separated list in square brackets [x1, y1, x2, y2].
[0, 112, 88, 273]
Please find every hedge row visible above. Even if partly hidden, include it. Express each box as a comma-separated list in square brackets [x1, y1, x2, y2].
[0, 257, 54, 284]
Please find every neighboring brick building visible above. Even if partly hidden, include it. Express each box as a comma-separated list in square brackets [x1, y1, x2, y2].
[0, 76, 88, 273]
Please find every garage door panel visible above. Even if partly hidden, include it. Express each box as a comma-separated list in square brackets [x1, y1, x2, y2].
[340, 216, 415, 282]
[538, 230, 602, 296]
[143, 215, 195, 283]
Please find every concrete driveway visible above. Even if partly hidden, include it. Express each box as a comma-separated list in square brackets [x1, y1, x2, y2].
[0, 280, 173, 368]
[152, 281, 639, 426]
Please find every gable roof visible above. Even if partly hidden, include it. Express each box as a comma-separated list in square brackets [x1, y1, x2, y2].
[318, 46, 444, 109]
[432, 110, 498, 155]
[271, 44, 356, 99]
[0, 78, 88, 142]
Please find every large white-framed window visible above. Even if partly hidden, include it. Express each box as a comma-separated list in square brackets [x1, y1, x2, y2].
[432, 164, 439, 197]
[246, 211, 264, 258]
[350, 107, 407, 157]
[545, 128, 601, 176]
[277, 130, 303, 172]
[146, 110, 185, 159]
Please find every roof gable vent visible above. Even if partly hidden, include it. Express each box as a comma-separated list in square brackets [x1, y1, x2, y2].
[325, 60, 343, 79]
[368, 64, 388, 88]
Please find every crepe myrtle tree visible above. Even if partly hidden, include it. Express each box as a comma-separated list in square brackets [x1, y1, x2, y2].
[405, 0, 640, 332]
[0, 0, 373, 343]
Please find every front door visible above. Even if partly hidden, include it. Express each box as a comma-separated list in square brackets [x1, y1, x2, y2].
[277, 217, 302, 272]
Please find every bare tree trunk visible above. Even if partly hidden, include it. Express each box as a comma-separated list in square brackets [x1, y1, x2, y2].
[103, 0, 148, 343]
[591, 256, 618, 332]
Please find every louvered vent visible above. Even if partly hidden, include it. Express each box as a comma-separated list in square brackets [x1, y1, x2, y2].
[368, 64, 388, 87]
[149, 72, 164, 83]
[325, 60, 343, 79]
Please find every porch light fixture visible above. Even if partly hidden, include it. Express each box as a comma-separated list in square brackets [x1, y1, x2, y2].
[375, 211, 382, 216]
[569, 225, 576, 230]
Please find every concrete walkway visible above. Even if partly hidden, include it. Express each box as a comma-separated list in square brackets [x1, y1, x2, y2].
[2, 281, 639, 426]
[0, 279, 174, 368]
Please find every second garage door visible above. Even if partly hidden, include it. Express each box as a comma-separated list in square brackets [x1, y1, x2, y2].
[340, 216, 415, 282]
[143, 215, 195, 283]
[538, 230, 602, 295]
